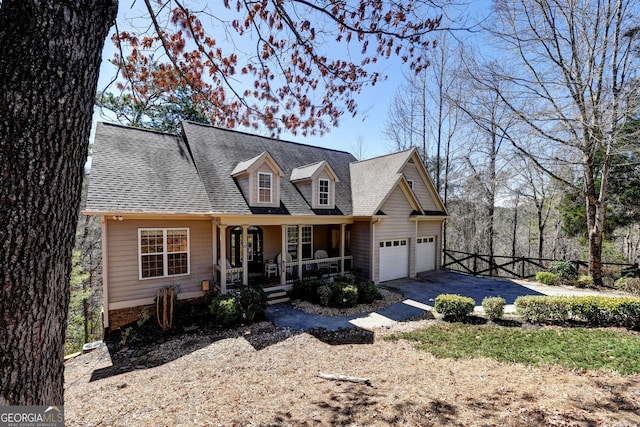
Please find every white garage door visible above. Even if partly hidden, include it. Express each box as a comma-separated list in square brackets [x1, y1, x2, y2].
[416, 236, 436, 272]
[379, 239, 409, 282]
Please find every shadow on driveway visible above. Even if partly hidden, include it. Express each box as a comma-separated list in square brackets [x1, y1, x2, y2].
[384, 270, 546, 306]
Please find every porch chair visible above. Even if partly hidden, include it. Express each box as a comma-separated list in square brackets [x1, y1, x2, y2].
[218, 258, 241, 284]
[276, 252, 293, 277]
[314, 250, 339, 274]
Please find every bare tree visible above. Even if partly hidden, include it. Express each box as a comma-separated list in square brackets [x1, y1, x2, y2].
[481, 0, 640, 285]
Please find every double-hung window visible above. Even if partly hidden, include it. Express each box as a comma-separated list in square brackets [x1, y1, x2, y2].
[286, 225, 313, 259]
[139, 228, 189, 279]
[318, 179, 330, 206]
[258, 172, 272, 203]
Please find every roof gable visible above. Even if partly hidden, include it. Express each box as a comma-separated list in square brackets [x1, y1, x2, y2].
[290, 160, 339, 183]
[231, 151, 284, 178]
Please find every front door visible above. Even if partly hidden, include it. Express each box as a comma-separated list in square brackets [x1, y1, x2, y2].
[230, 226, 264, 274]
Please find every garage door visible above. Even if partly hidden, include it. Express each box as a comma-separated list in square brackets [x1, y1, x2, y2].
[379, 239, 409, 282]
[416, 236, 436, 272]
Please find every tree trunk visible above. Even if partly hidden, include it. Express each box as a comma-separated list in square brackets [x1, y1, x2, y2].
[0, 0, 117, 405]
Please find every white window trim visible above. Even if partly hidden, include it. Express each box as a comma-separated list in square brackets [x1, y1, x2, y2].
[257, 172, 273, 203]
[138, 228, 190, 280]
[318, 178, 330, 206]
[406, 179, 414, 190]
[287, 225, 313, 260]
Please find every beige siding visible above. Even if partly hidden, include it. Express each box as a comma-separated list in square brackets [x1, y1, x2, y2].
[262, 225, 282, 263]
[403, 163, 437, 211]
[252, 163, 280, 208]
[297, 182, 312, 205]
[375, 185, 418, 282]
[237, 176, 250, 200]
[351, 220, 372, 280]
[107, 219, 212, 304]
[418, 220, 444, 268]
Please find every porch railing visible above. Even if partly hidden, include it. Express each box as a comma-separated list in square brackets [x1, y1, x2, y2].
[284, 255, 353, 283]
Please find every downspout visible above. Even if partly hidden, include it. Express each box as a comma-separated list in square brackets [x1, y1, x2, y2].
[101, 216, 109, 330]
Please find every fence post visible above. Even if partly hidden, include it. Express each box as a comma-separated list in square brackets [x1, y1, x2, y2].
[473, 255, 477, 276]
[520, 257, 525, 279]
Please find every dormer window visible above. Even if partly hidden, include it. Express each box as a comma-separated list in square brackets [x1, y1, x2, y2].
[407, 179, 414, 190]
[291, 160, 339, 209]
[258, 172, 272, 203]
[319, 179, 330, 206]
[231, 151, 283, 208]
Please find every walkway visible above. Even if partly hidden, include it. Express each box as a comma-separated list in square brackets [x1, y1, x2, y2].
[265, 270, 613, 331]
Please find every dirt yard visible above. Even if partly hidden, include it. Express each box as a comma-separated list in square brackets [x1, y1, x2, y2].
[65, 316, 640, 427]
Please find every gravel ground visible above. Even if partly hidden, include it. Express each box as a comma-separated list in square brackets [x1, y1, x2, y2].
[65, 315, 640, 426]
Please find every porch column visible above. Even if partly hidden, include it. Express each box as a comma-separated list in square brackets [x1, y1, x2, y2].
[212, 220, 218, 285]
[280, 225, 287, 286]
[297, 224, 303, 280]
[219, 225, 228, 294]
[242, 224, 249, 286]
[340, 223, 346, 274]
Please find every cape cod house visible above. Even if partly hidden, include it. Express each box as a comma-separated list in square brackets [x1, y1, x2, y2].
[85, 122, 448, 330]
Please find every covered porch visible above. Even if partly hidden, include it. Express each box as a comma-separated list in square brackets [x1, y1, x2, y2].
[212, 219, 354, 294]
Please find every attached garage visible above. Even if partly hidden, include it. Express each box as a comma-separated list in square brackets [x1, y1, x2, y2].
[416, 236, 436, 272]
[378, 239, 409, 282]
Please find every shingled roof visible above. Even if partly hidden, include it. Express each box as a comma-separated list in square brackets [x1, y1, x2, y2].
[350, 149, 414, 216]
[85, 123, 212, 214]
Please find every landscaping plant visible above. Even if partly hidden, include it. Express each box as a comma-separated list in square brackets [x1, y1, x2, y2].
[209, 294, 241, 324]
[547, 260, 579, 283]
[434, 294, 475, 321]
[482, 296, 506, 320]
[535, 271, 559, 285]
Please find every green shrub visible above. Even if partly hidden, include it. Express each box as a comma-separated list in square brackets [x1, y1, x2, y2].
[235, 286, 267, 321]
[575, 275, 595, 288]
[434, 294, 475, 320]
[482, 296, 506, 320]
[536, 271, 559, 285]
[292, 278, 323, 302]
[317, 285, 332, 307]
[515, 295, 640, 329]
[547, 260, 578, 282]
[209, 294, 240, 324]
[515, 296, 571, 323]
[615, 277, 631, 290]
[330, 283, 359, 308]
[357, 281, 380, 304]
[615, 277, 640, 296]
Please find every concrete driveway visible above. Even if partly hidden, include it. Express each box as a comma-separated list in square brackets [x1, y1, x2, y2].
[265, 270, 610, 331]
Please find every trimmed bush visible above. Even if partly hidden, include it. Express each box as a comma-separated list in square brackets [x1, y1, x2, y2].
[515, 296, 571, 323]
[515, 295, 640, 329]
[209, 294, 240, 324]
[357, 281, 381, 304]
[292, 278, 323, 302]
[235, 286, 267, 321]
[331, 283, 359, 308]
[547, 260, 578, 282]
[317, 285, 332, 307]
[434, 294, 475, 320]
[615, 277, 640, 296]
[575, 275, 595, 288]
[536, 271, 559, 285]
[482, 296, 506, 320]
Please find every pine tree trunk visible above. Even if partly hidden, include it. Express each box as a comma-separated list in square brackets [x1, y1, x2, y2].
[0, 0, 117, 405]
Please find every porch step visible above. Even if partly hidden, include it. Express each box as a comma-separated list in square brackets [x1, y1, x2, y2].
[264, 285, 292, 305]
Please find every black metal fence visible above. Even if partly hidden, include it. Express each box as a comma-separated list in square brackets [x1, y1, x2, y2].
[442, 249, 635, 284]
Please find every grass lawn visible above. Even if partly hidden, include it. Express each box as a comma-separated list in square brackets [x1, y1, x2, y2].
[387, 323, 640, 374]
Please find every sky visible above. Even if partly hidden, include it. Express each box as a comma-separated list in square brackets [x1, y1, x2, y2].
[92, 0, 492, 161]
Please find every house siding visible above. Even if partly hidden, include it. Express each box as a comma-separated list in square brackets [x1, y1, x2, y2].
[237, 176, 250, 202]
[351, 220, 372, 281]
[375, 186, 417, 282]
[107, 218, 212, 305]
[296, 182, 312, 206]
[402, 163, 437, 211]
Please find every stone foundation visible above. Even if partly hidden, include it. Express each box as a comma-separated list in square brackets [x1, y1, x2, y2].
[107, 297, 206, 331]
